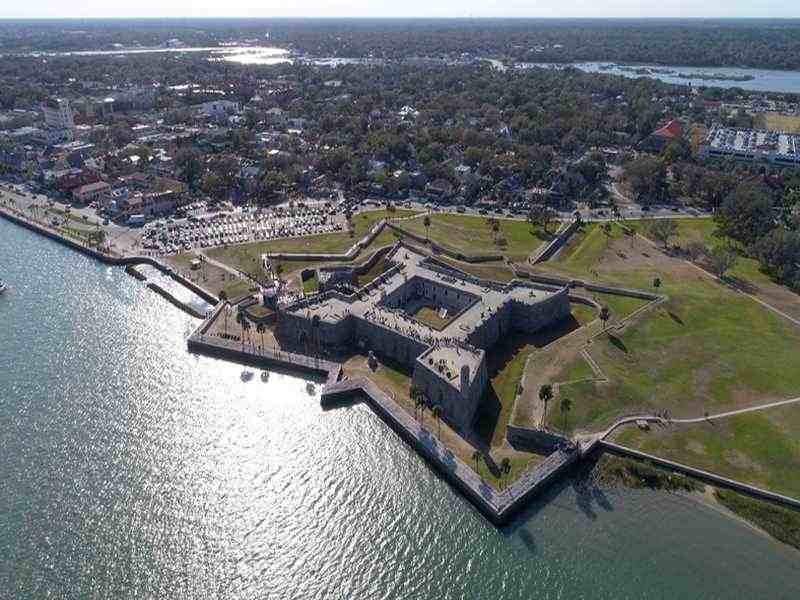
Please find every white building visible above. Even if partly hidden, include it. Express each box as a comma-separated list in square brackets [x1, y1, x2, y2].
[700, 126, 800, 167]
[196, 100, 241, 121]
[41, 98, 75, 130]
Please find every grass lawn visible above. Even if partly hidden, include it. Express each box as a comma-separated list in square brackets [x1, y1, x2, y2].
[477, 335, 533, 448]
[433, 255, 517, 283]
[591, 292, 652, 324]
[549, 222, 630, 276]
[356, 257, 391, 288]
[400, 213, 550, 261]
[412, 305, 453, 330]
[207, 209, 417, 276]
[616, 402, 800, 500]
[558, 276, 800, 432]
[302, 272, 319, 295]
[755, 112, 800, 134]
[651, 218, 800, 321]
[475, 328, 586, 448]
[558, 353, 596, 383]
[571, 303, 598, 326]
[165, 252, 253, 301]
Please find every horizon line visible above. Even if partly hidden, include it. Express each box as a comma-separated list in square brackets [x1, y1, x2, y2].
[1, 16, 800, 21]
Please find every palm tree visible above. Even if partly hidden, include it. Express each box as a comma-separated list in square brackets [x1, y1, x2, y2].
[423, 214, 431, 241]
[560, 397, 573, 433]
[218, 290, 229, 334]
[243, 319, 252, 344]
[599, 306, 611, 331]
[432, 405, 442, 437]
[539, 384, 554, 428]
[500, 457, 511, 489]
[235, 311, 246, 345]
[472, 450, 482, 477]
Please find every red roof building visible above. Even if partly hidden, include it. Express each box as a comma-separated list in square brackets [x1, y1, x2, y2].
[640, 119, 684, 152]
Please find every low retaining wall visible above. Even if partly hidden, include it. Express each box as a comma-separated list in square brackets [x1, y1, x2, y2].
[531, 219, 580, 264]
[599, 441, 800, 511]
[517, 268, 661, 302]
[147, 282, 207, 319]
[187, 331, 335, 379]
[388, 222, 503, 263]
[507, 425, 570, 453]
[125, 264, 147, 281]
[321, 376, 580, 525]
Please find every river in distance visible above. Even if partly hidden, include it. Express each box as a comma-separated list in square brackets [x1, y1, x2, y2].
[1, 217, 799, 599]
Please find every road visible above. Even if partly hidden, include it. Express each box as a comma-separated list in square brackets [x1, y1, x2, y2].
[1, 174, 712, 263]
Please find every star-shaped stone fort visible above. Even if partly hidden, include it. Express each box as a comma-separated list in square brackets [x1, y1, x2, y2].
[276, 244, 571, 432]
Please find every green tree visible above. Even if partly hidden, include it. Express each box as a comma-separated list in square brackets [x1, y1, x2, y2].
[256, 322, 266, 348]
[500, 457, 512, 490]
[716, 184, 775, 246]
[708, 245, 739, 279]
[539, 384, 554, 428]
[560, 397, 573, 433]
[218, 290, 229, 334]
[624, 156, 667, 204]
[648, 219, 678, 249]
[753, 228, 800, 283]
[599, 306, 611, 330]
[432, 405, 442, 436]
[472, 450, 482, 476]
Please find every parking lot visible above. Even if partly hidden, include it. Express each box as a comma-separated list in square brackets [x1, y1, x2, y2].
[140, 206, 344, 256]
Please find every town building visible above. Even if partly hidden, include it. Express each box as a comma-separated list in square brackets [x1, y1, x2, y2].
[73, 181, 111, 204]
[699, 126, 800, 167]
[41, 98, 75, 130]
[639, 119, 683, 153]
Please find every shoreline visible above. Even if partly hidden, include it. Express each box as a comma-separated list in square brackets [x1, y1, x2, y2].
[0, 204, 218, 314]
[4, 202, 800, 534]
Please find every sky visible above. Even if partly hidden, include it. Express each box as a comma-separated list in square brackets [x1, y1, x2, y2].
[0, 1, 797, 19]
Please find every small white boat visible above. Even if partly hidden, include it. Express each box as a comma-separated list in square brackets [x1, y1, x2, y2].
[261, 371, 270, 382]
[0, 279, 6, 294]
[240, 370, 254, 382]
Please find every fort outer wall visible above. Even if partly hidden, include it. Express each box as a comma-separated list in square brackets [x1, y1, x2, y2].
[466, 287, 572, 349]
[412, 350, 488, 434]
[276, 307, 430, 371]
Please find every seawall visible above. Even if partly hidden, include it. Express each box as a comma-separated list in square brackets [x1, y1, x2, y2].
[599, 441, 800, 511]
[0, 205, 218, 306]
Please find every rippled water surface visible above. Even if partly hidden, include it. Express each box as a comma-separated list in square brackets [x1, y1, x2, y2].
[1, 219, 799, 599]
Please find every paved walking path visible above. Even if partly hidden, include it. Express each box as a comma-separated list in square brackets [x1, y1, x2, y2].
[672, 396, 800, 424]
[575, 396, 800, 453]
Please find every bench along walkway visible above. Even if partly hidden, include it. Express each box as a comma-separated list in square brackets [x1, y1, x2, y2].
[322, 376, 579, 525]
